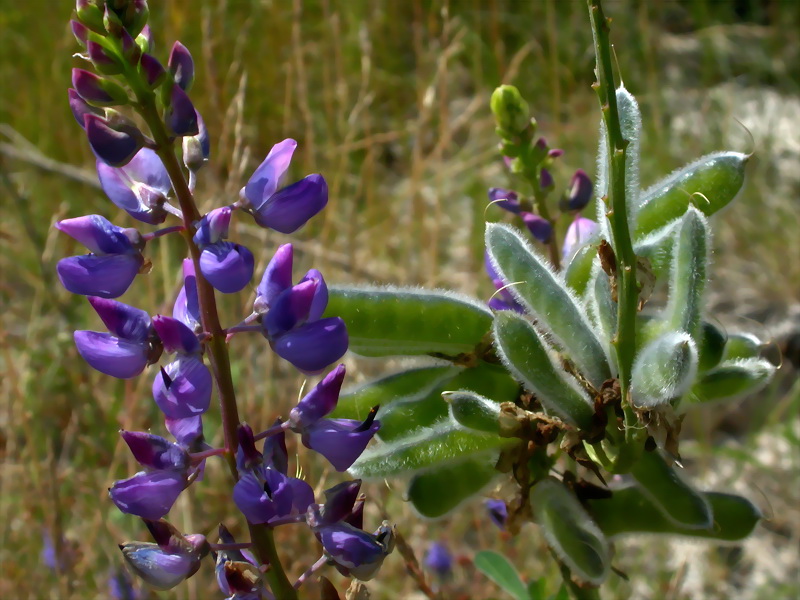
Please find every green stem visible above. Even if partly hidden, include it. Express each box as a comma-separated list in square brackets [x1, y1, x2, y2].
[587, 0, 643, 471]
[249, 524, 299, 600]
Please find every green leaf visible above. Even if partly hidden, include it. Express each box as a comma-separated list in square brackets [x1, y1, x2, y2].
[633, 219, 679, 280]
[444, 390, 502, 434]
[474, 550, 530, 600]
[587, 485, 761, 541]
[531, 478, 610, 586]
[349, 420, 515, 479]
[324, 285, 493, 357]
[587, 266, 617, 371]
[634, 151, 748, 239]
[686, 358, 776, 406]
[631, 331, 698, 409]
[664, 208, 708, 340]
[486, 223, 610, 386]
[563, 243, 597, 297]
[630, 450, 712, 529]
[493, 311, 594, 430]
[407, 456, 498, 518]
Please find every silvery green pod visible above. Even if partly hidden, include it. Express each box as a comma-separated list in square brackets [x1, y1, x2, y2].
[444, 390, 502, 435]
[686, 358, 776, 406]
[530, 478, 610, 586]
[631, 331, 698, 410]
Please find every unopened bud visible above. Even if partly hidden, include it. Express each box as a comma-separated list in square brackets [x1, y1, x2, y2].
[75, 0, 105, 34]
[490, 85, 530, 137]
[168, 41, 195, 91]
[87, 40, 124, 75]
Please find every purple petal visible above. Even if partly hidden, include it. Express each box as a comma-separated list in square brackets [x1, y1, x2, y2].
[299, 268, 328, 322]
[167, 84, 198, 136]
[233, 468, 295, 525]
[301, 418, 380, 472]
[243, 139, 297, 207]
[152, 315, 200, 354]
[55, 214, 138, 255]
[96, 162, 165, 224]
[193, 206, 231, 247]
[109, 471, 186, 519]
[539, 168, 554, 189]
[70, 19, 89, 45]
[199, 242, 254, 294]
[316, 522, 386, 578]
[68, 88, 102, 128]
[255, 243, 293, 313]
[488, 188, 520, 214]
[485, 499, 508, 530]
[520, 212, 553, 243]
[563, 169, 593, 212]
[272, 318, 349, 374]
[57, 253, 142, 298]
[72, 68, 115, 105]
[172, 259, 200, 331]
[120, 542, 197, 590]
[152, 357, 212, 419]
[318, 479, 362, 526]
[165, 416, 204, 448]
[120, 431, 189, 471]
[87, 41, 120, 73]
[168, 41, 194, 91]
[562, 216, 599, 260]
[74, 330, 149, 378]
[289, 364, 346, 428]
[84, 114, 143, 167]
[263, 279, 319, 338]
[140, 53, 166, 88]
[262, 421, 289, 474]
[122, 148, 172, 195]
[87, 296, 151, 341]
[252, 174, 328, 234]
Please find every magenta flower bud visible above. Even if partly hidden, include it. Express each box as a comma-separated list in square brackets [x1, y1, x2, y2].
[87, 41, 123, 75]
[110, 470, 187, 520]
[488, 187, 520, 214]
[152, 356, 212, 419]
[71, 19, 89, 45]
[539, 167, 554, 189]
[166, 84, 199, 136]
[520, 211, 552, 243]
[562, 216, 598, 260]
[254, 243, 293, 313]
[233, 466, 315, 526]
[151, 315, 200, 355]
[485, 499, 508, 530]
[424, 542, 452, 578]
[300, 409, 380, 472]
[560, 169, 593, 212]
[120, 431, 190, 472]
[168, 41, 194, 91]
[193, 206, 232, 247]
[84, 114, 144, 167]
[140, 52, 166, 89]
[548, 148, 564, 158]
[72, 69, 127, 106]
[198, 241, 255, 294]
[317, 521, 394, 581]
[263, 278, 319, 338]
[289, 364, 346, 429]
[251, 174, 328, 234]
[172, 259, 200, 331]
[96, 147, 171, 222]
[272, 317, 349, 375]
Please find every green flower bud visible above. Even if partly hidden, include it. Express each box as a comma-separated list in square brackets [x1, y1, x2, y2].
[490, 85, 530, 137]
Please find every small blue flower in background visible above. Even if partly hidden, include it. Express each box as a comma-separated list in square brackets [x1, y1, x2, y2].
[424, 542, 453, 579]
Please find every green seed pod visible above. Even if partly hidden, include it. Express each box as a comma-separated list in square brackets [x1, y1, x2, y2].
[631, 331, 698, 409]
[444, 390, 501, 434]
[630, 450, 712, 529]
[407, 457, 498, 518]
[635, 151, 748, 239]
[587, 485, 761, 542]
[531, 478, 610, 586]
[722, 332, 763, 361]
[687, 358, 776, 406]
[490, 85, 531, 137]
[697, 321, 727, 373]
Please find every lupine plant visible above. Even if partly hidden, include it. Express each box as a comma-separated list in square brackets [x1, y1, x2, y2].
[323, 1, 777, 598]
[59, 2, 393, 598]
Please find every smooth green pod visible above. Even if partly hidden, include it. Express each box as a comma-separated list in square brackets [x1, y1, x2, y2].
[698, 321, 727, 373]
[686, 358, 776, 406]
[531, 478, 610, 586]
[722, 332, 763, 361]
[493, 311, 595, 430]
[407, 457, 498, 519]
[664, 208, 708, 340]
[444, 390, 501, 434]
[324, 285, 493, 357]
[563, 244, 597, 297]
[587, 485, 761, 541]
[635, 151, 748, 239]
[349, 420, 515, 479]
[333, 365, 460, 420]
[631, 331, 698, 409]
[486, 223, 610, 386]
[630, 451, 712, 529]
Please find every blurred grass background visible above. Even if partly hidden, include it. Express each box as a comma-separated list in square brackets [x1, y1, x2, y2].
[0, 0, 798, 598]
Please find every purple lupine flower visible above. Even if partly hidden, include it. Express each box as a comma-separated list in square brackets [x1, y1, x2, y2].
[315, 479, 363, 526]
[424, 542, 453, 578]
[301, 411, 381, 473]
[239, 139, 328, 233]
[253, 244, 348, 373]
[172, 259, 201, 332]
[562, 216, 598, 260]
[72, 68, 121, 106]
[484, 251, 524, 313]
[96, 147, 172, 223]
[55, 214, 144, 298]
[316, 521, 395, 581]
[168, 41, 194, 91]
[165, 415, 204, 449]
[167, 84, 199, 137]
[192, 206, 254, 293]
[84, 114, 144, 167]
[120, 431, 190, 472]
[110, 470, 187, 519]
[485, 499, 508, 530]
[560, 169, 593, 212]
[488, 188, 520, 214]
[288, 364, 346, 429]
[233, 467, 315, 526]
[215, 525, 263, 600]
[73, 296, 159, 378]
[520, 212, 553, 243]
[119, 519, 209, 590]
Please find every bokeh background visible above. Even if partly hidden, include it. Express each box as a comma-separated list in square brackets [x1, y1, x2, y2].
[1, 0, 798, 598]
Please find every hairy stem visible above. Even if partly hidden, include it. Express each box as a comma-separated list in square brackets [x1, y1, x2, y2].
[588, 0, 643, 471]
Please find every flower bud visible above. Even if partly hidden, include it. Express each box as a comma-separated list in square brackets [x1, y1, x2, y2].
[75, 0, 105, 34]
[103, 4, 125, 37]
[289, 364, 346, 429]
[166, 84, 199, 136]
[488, 187, 520, 214]
[318, 521, 395, 581]
[122, 0, 149, 38]
[71, 19, 89, 46]
[72, 69, 128, 106]
[87, 41, 123, 75]
[120, 430, 190, 472]
[136, 25, 153, 54]
[539, 167, 554, 189]
[485, 498, 508, 529]
[490, 85, 530, 136]
[193, 207, 232, 247]
[521, 212, 552, 243]
[424, 542, 452, 578]
[182, 110, 209, 172]
[168, 41, 195, 91]
[84, 114, 143, 167]
[560, 169, 593, 212]
[140, 52, 166, 89]
[110, 471, 187, 519]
